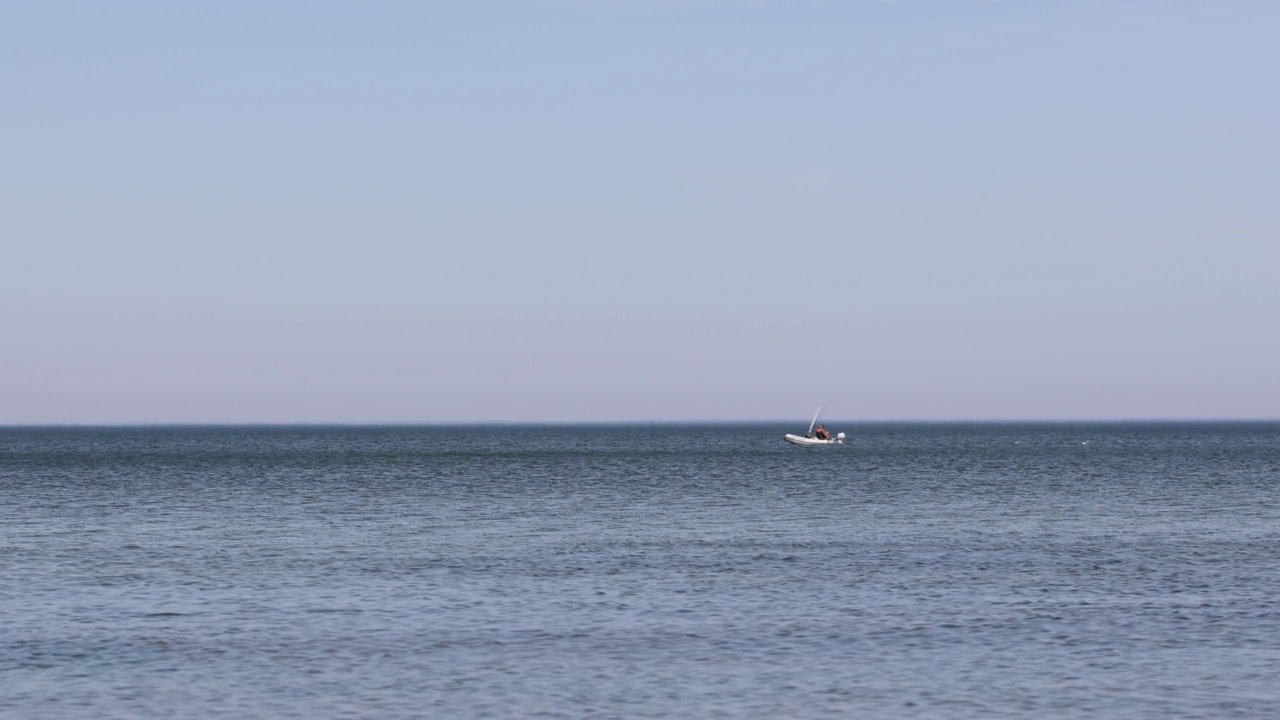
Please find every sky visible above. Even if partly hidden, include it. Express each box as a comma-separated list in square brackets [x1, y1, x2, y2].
[2, 0, 1277, 424]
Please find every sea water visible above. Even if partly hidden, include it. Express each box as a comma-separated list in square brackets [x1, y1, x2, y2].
[2, 423, 1278, 719]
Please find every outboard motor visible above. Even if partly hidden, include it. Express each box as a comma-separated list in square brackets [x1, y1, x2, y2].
[836, 432, 846, 443]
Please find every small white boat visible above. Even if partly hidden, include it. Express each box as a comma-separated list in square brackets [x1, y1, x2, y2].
[783, 405, 845, 446]
[784, 433, 844, 446]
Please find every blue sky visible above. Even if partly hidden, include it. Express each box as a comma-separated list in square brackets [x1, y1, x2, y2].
[3, 1, 1277, 423]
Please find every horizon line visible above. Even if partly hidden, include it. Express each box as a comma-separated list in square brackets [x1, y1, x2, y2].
[3, 418, 1279, 428]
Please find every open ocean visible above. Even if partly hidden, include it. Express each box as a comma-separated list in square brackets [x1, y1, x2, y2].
[2, 423, 1278, 719]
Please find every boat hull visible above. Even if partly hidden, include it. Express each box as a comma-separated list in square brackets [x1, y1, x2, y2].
[784, 434, 842, 446]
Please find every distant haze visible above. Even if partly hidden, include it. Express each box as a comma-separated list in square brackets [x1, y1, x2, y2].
[3, 1, 1277, 423]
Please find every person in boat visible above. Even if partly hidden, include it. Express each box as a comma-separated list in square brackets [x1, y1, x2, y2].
[814, 425, 829, 440]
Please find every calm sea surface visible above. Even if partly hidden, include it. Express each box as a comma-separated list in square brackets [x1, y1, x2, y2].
[2, 423, 1278, 719]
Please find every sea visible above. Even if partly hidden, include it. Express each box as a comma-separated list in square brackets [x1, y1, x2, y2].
[2, 423, 1278, 719]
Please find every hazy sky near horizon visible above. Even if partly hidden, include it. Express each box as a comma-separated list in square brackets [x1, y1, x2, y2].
[3, 1, 1277, 423]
